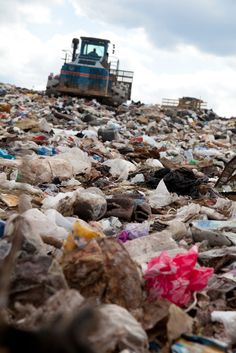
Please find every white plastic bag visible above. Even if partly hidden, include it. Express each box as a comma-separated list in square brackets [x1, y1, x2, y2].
[148, 179, 175, 208]
[103, 159, 136, 180]
[145, 158, 164, 169]
[211, 311, 236, 344]
[20, 147, 91, 184]
[88, 304, 148, 353]
[23, 208, 69, 240]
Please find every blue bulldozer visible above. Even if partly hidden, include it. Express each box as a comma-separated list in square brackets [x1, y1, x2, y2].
[46, 36, 134, 105]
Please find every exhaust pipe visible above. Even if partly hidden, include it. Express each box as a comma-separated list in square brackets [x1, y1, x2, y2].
[72, 38, 79, 61]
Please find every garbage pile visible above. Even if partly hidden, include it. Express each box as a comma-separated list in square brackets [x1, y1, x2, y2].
[1, 82, 236, 353]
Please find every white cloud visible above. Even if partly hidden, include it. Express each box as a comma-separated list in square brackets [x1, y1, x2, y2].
[68, 0, 236, 56]
[17, 3, 51, 24]
[0, 0, 63, 24]
[0, 24, 73, 88]
[95, 27, 236, 116]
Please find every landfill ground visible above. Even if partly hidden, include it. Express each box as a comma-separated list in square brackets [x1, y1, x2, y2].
[1, 83, 236, 353]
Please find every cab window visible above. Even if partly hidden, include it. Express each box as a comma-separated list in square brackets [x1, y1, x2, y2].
[82, 44, 105, 57]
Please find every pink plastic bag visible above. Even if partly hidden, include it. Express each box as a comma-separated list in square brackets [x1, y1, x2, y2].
[144, 246, 214, 307]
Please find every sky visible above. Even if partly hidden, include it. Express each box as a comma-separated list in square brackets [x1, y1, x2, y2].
[1, 0, 236, 117]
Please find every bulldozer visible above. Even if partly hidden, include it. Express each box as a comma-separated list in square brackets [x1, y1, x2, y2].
[46, 36, 134, 105]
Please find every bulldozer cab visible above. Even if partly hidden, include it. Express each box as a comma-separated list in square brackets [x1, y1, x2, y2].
[79, 37, 110, 61]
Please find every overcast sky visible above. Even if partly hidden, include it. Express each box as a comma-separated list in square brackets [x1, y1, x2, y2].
[1, 0, 236, 116]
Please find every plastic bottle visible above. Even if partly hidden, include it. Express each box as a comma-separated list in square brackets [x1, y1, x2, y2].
[0, 149, 16, 160]
[36, 146, 57, 156]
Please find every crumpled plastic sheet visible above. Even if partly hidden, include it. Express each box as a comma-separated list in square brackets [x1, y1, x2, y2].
[144, 246, 214, 307]
[19, 147, 92, 185]
[88, 304, 148, 353]
[148, 179, 177, 208]
[117, 222, 150, 243]
[61, 238, 143, 315]
[102, 159, 137, 180]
